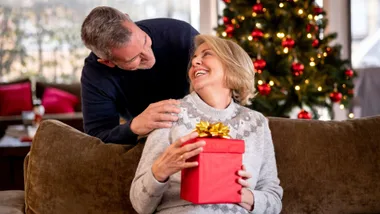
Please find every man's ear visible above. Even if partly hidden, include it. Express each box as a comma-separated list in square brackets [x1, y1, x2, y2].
[97, 59, 116, 68]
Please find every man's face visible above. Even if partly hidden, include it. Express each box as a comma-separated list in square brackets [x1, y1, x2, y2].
[110, 21, 155, 71]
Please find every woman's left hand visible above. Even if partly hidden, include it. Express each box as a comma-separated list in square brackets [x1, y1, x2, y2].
[237, 165, 254, 211]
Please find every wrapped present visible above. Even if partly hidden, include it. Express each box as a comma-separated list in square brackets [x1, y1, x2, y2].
[180, 121, 245, 204]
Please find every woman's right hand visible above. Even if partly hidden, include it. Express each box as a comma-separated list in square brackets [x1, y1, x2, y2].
[152, 131, 206, 182]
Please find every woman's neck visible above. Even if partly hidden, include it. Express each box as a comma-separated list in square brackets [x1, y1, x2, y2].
[197, 89, 232, 109]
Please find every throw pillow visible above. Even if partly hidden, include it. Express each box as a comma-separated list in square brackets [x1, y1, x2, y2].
[42, 87, 79, 114]
[0, 82, 33, 116]
[24, 120, 143, 214]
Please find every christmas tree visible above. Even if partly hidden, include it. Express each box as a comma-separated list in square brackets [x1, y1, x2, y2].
[216, 0, 356, 119]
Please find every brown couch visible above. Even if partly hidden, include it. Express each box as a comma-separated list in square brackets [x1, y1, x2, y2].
[1, 116, 380, 214]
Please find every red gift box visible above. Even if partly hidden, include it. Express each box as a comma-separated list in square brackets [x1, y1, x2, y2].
[180, 137, 245, 204]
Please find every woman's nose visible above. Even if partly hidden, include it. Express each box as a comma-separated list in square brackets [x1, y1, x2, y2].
[192, 56, 201, 66]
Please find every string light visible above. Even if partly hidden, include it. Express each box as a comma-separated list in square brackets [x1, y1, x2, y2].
[310, 61, 316, 67]
[252, 12, 257, 17]
[298, 9, 304, 15]
[323, 52, 328, 57]
[342, 84, 346, 88]
[310, 57, 315, 61]
[307, 33, 312, 39]
[314, 16, 319, 21]
[264, 33, 270, 38]
[308, 14, 313, 20]
[343, 95, 347, 100]
[283, 47, 289, 54]
[222, 32, 227, 37]
[305, 79, 310, 84]
[263, 8, 267, 12]
[279, 3, 284, 8]
[340, 104, 345, 109]
[277, 32, 285, 38]
[295, 85, 300, 91]
[349, 113, 355, 119]
[258, 80, 263, 85]
[256, 23, 262, 28]
[318, 86, 322, 91]
[317, 53, 322, 58]
[269, 81, 274, 86]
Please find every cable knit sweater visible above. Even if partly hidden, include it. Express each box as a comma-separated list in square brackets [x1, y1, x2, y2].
[130, 92, 283, 214]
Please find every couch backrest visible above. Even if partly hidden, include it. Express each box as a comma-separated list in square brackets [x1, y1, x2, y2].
[268, 116, 380, 214]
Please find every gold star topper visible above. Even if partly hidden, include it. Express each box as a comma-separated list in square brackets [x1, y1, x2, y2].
[194, 121, 231, 139]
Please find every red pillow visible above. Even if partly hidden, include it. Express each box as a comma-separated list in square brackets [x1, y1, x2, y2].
[42, 87, 79, 114]
[0, 82, 33, 116]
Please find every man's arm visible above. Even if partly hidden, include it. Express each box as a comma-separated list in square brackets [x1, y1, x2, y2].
[81, 72, 137, 144]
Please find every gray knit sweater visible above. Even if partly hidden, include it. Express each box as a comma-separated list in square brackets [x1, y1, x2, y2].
[130, 92, 283, 214]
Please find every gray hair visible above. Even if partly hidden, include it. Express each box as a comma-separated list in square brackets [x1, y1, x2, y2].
[81, 6, 132, 59]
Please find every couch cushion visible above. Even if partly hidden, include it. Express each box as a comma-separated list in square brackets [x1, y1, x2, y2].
[24, 120, 142, 214]
[0, 82, 33, 116]
[42, 87, 79, 114]
[0, 190, 25, 214]
[268, 116, 380, 214]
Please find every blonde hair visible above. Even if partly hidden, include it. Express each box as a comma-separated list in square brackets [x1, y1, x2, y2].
[189, 35, 256, 105]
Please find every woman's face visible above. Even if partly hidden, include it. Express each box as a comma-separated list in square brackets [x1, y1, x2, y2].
[188, 43, 226, 93]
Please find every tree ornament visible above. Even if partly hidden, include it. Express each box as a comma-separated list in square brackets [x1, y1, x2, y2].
[298, 110, 312, 119]
[291, 62, 305, 76]
[251, 28, 264, 40]
[312, 39, 319, 48]
[223, 0, 231, 3]
[348, 89, 354, 95]
[330, 91, 342, 102]
[313, 6, 323, 15]
[345, 69, 354, 78]
[306, 23, 319, 33]
[258, 83, 271, 96]
[326, 47, 333, 54]
[254, 58, 266, 73]
[252, 2, 264, 14]
[223, 16, 230, 25]
[225, 24, 234, 34]
[282, 37, 295, 48]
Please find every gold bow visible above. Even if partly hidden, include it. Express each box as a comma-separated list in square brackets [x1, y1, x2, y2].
[195, 121, 231, 139]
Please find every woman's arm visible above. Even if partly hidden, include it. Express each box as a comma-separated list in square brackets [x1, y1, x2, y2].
[130, 128, 171, 214]
[250, 117, 283, 214]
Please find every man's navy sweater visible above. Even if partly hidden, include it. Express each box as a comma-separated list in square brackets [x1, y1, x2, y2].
[81, 18, 198, 144]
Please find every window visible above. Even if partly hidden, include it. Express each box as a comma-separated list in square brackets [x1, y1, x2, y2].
[0, 0, 199, 83]
[350, 0, 380, 68]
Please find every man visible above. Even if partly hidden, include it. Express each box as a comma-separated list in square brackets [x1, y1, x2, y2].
[80, 6, 198, 144]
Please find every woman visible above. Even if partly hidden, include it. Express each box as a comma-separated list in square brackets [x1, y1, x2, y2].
[130, 35, 283, 214]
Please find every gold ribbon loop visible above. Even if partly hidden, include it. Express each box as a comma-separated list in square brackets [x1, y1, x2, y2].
[194, 121, 231, 139]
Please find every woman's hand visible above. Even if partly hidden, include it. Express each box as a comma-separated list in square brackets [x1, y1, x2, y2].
[237, 165, 254, 211]
[152, 132, 206, 182]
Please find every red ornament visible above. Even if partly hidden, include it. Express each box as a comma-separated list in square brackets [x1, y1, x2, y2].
[345, 69, 354, 78]
[330, 91, 342, 102]
[252, 3, 264, 14]
[223, 16, 230, 24]
[312, 39, 319, 48]
[282, 37, 295, 48]
[348, 89, 354, 95]
[306, 23, 319, 32]
[223, 0, 231, 3]
[326, 47, 333, 54]
[225, 24, 234, 34]
[258, 83, 271, 96]
[298, 110, 312, 119]
[291, 62, 305, 76]
[314, 6, 323, 15]
[254, 59, 266, 72]
[251, 28, 264, 40]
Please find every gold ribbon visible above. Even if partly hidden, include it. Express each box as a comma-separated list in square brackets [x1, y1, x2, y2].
[194, 121, 231, 139]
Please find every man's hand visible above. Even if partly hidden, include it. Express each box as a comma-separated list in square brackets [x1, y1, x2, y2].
[130, 99, 181, 135]
[152, 132, 205, 182]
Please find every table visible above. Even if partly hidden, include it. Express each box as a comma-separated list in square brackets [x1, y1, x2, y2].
[0, 135, 31, 190]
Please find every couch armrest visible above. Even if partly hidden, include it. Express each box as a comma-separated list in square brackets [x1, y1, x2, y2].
[0, 190, 25, 214]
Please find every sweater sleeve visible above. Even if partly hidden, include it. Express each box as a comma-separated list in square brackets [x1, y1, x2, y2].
[130, 128, 171, 214]
[250, 118, 283, 214]
[81, 67, 137, 144]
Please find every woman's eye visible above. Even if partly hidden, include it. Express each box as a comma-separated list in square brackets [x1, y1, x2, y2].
[203, 51, 211, 56]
